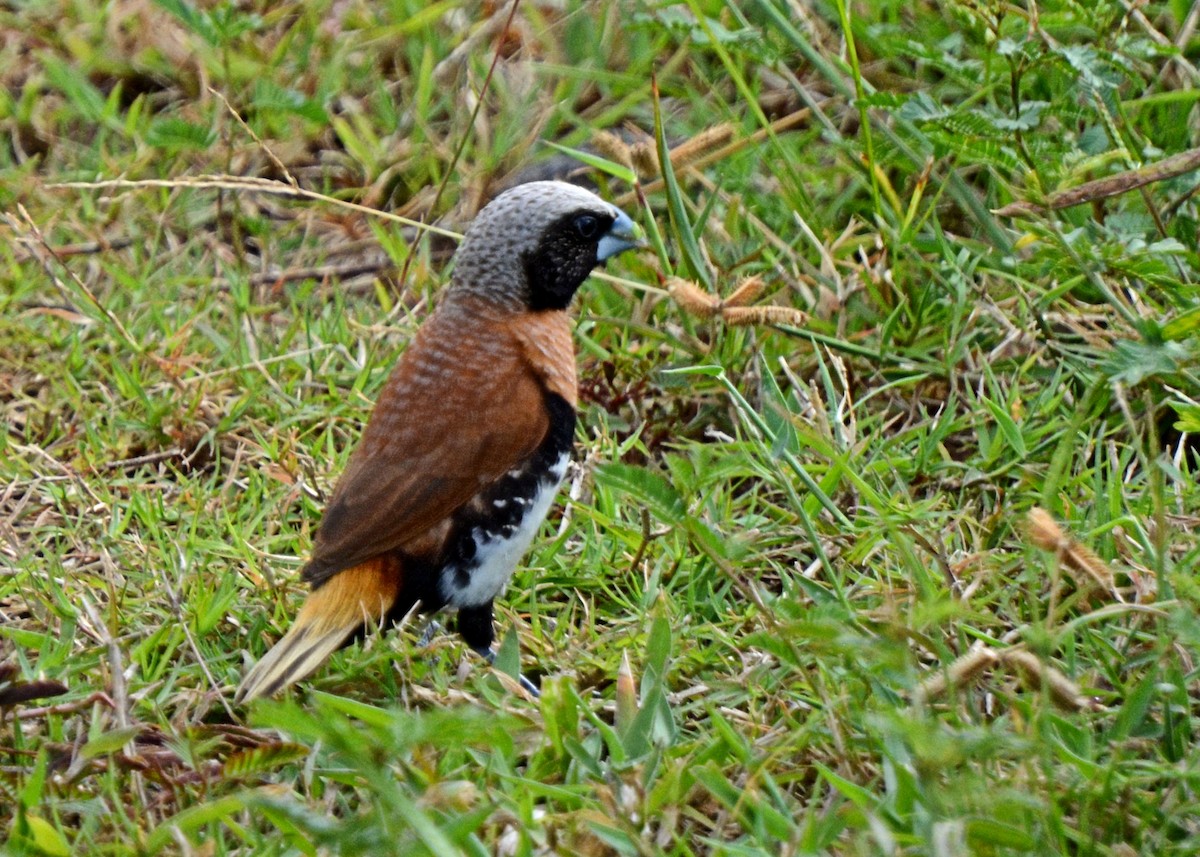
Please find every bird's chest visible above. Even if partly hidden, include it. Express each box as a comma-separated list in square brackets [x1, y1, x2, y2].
[439, 451, 570, 608]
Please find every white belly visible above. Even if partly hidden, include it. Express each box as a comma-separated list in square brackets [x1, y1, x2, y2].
[442, 453, 568, 608]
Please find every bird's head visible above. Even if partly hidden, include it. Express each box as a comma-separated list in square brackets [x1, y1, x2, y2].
[449, 181, 643, 311]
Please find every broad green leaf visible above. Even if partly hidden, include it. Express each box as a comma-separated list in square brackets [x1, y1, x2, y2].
[1104, 338, 1191, 385]
[493, 622, 522, 683]
[79, 727, 139, 761]
[145, 118, 216, 151]
[1171, 401, 1200, 433]
[1107, 671, 1157, 742]
[981, 396, 1027, 457]
[10, 815, 71, 857]
[966, 817, 1037, 849]
[594, 462, 686, 526]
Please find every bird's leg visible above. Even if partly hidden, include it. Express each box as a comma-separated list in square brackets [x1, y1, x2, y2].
[458, 603, 540, 697]
[416, 619, 444, 648]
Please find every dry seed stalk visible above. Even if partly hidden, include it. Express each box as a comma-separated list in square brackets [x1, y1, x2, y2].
[725, 275, 766, 307]
[667, 277, 808, 327]
[995, 146, 1200, 218]
[1026, 507, 1120, 599]
[666, 123, 736, 167]
[916, 644, 999, 701]
[630, 142, 660, 179]
[722, 305, 809, 326]
[667, 277, 721, 317]
[614, 107, 814, 208]
[1001, 650, 1093, 712]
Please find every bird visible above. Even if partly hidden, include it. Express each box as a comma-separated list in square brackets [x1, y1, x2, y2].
[235, 180, 642, 702]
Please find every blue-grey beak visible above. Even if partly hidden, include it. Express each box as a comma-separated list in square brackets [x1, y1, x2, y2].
[597, 208, 645, 261]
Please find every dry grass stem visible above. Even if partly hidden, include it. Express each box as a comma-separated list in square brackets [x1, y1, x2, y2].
[51, 176, 464, 240]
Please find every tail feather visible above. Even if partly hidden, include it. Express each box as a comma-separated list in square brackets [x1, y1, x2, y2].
[236, 557, 402, 703]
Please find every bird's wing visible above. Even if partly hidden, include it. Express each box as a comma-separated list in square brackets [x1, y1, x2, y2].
[300, 319, 550, 586]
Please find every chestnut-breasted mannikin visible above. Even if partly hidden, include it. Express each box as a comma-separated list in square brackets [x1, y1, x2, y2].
[236, 181, 641, 701]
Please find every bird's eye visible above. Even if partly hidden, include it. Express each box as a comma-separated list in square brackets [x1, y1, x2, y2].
[573, 214, 599, 239]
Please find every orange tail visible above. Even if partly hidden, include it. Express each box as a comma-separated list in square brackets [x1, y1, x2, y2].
[235, 557, 402, 703]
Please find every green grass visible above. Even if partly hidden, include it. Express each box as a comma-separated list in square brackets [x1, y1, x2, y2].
[2, 0, 1200, 853]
